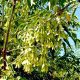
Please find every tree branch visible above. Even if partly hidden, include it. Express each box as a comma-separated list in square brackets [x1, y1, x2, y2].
[2, 0, 16, 70]
[57, 1, 74, 16]
[61, 1, 74, 11]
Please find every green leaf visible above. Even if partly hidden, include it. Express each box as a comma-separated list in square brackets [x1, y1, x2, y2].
[27, 0, 31, 8]
[62, 26, 76, 45]
[62, 42, 66, 54]
[63, 38, 71, 48]
[59, 0, 66, 7]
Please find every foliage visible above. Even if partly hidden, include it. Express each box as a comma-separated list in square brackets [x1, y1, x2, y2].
[0, 0, 80, 79]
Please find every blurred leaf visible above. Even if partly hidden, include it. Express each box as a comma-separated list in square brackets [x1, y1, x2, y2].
[63, 38, 71, 48]
[62, 42, 66, 54]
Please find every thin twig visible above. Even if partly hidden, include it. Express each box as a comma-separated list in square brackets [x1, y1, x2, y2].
[8, 46, 27, 52]
[57, 1, 75, 16]
[2, 0, 16, 70]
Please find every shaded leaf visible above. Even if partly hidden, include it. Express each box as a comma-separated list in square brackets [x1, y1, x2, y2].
[63, 38, 71, 48]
